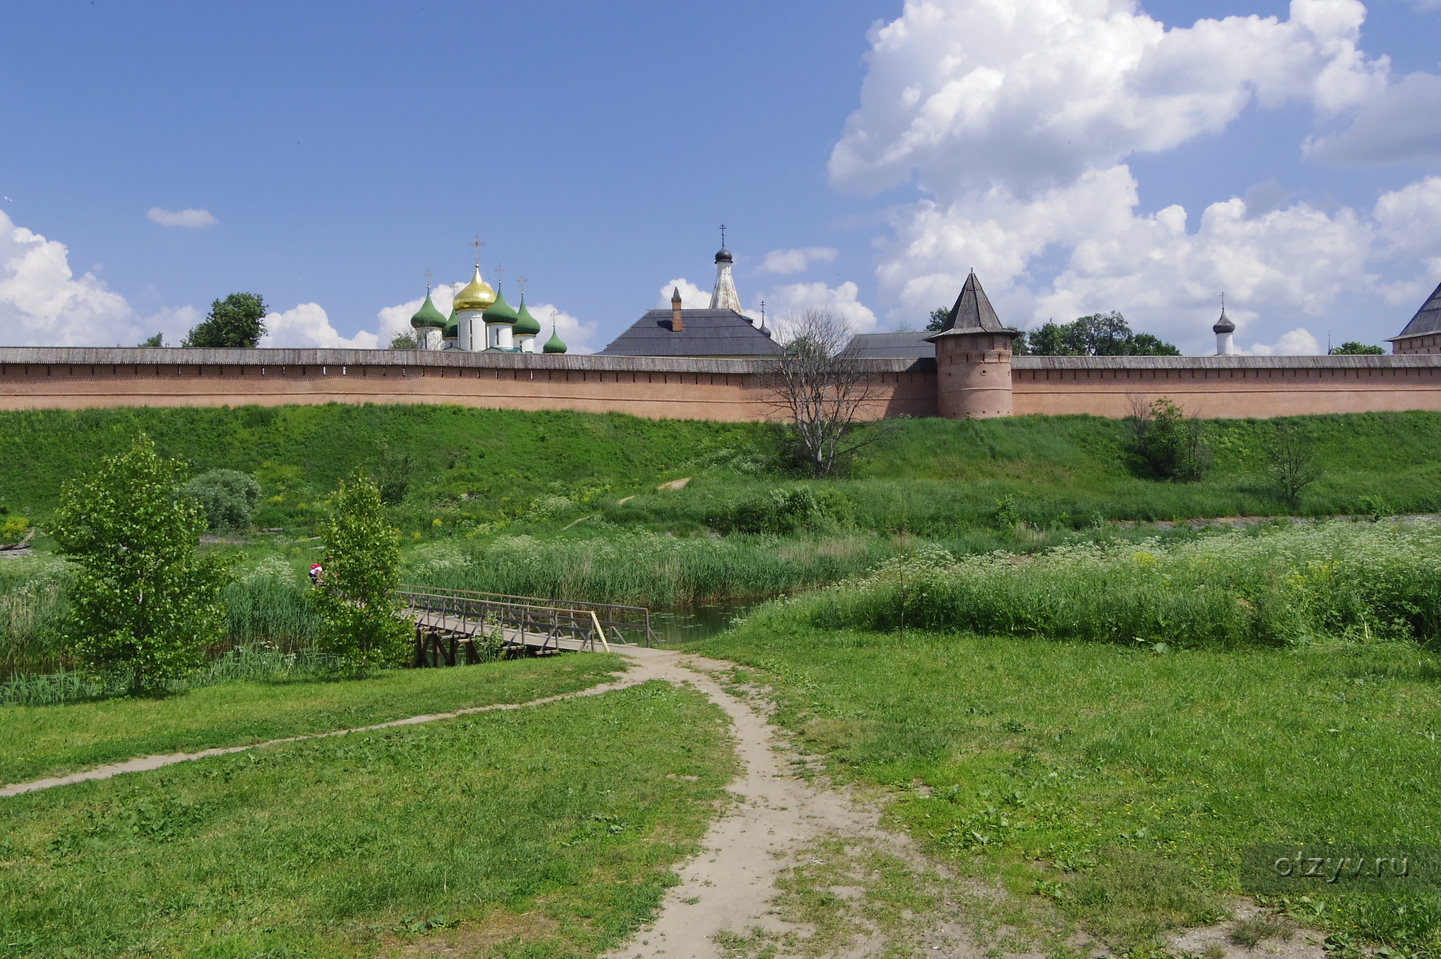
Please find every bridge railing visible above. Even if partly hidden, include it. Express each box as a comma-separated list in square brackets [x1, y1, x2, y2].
[394, 578, 654, 645]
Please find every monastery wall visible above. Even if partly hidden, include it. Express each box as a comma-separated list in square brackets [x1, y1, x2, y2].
[3, 348, 1441, 421]
[1012, 355, 1441, 417]
[0, 348, 938, 422]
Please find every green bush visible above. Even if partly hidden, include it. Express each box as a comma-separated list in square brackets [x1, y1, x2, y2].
[51, 435, 233, 692]
[707, 487, 853, 534]
[182, 468, 262, 533]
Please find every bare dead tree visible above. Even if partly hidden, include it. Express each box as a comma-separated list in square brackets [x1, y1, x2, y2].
[1267, 420, 1321, 509]
[763, 307, 879, 477]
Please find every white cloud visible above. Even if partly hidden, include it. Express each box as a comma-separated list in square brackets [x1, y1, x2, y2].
[657, 278, 712, 309]
[528, 302, 599, 354]
[831, 0, 1388, 199]
[1305, 72, 1441, 165]
[0, 210, 195, 346]
[757, 247, 840, 274]
[760, 280, 880, 335]
[259, 303, 380, 349]
[834, 0, 1441, 353]
[1248, 327, 1323, 354]
[146, 207, 218, 228]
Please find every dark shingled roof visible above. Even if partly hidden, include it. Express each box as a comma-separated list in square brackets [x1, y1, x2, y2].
[927, 270, 1015, 337]
[1391, 279, 1441, 341]
[600, 309, 783, 357]
[847, 332, 934, 359]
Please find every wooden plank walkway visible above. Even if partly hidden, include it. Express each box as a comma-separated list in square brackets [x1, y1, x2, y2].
[397, 586, 649, 667]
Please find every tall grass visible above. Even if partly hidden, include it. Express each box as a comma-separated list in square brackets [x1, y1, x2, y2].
[404, 530, 896, 607]
[761, 519, 1441, 648]
[220, 556, 320, 646]
[0, 556, 70, 673]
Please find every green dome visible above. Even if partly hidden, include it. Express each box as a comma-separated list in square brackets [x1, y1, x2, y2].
[512, 294, 542, 336]
[410, 292, 447, 330]
[483, 285, 519, 325]
[542, 326, 567, 354]
[442, 306, 458, 341]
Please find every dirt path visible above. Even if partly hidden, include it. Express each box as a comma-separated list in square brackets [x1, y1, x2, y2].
[3, 647, 1324, 959]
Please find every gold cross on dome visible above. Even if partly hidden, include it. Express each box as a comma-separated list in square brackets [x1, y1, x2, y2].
[469, 236, 484, 267]
[496, 265, 505, 286]
[424, 269, 432, 291]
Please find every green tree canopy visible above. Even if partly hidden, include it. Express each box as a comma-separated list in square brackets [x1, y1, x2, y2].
[181, 468, 262, 533]
[51, 435, 232, 692]
[137, 333, 165, 348]
[925, 307, 949, 332]
[184, 293, 268, 348]
[1024, 312, 1180, 356]
[1331, 341, 1386, 355]
[310, 470, 411, 670]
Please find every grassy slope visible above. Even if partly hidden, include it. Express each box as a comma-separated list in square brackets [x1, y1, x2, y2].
[2, 406, 1440, 535]
[0, 681, 735, 959]
[0, 655, 624, 785]
[698, 625, 1441, 951]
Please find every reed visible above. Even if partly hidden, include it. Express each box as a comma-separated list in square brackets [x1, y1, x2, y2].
[758, 518, 1441, 648]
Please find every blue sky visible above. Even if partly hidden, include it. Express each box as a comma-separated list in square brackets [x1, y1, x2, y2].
[1, 0, 1439, 355]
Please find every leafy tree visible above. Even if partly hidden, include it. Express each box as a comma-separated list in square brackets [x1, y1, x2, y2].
[184, 293, 268, 348]
[51, 435, 232, 692]
[1025, 312, 1180, 356]
[310, 470, 411, 670]
[926, 306, 950, 332]
[1267, 421, 1321, 508]
[137, 333, 165, 347]
[182, 469, 262, 533]
[389, 331, 420, 350]
[1331, 341, 1385, 355]
[1129, 397, 1210, 482]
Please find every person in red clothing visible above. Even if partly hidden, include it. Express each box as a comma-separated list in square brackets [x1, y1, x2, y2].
[309, 563, 323, 586]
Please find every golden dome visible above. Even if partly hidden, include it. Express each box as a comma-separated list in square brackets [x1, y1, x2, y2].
[452, 266, 496, 313]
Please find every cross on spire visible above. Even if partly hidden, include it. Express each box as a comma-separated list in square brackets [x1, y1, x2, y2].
[1220, 291, 1226, 311]
[518, 275, 527, 294]
[469, 236, 484, 267]
[719, 223, 727, 248]
[495, 264, 505, 286]
[424, 269, 432, 291]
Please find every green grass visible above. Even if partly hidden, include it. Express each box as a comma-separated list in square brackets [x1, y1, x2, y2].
[698, 624, 1441, 953]
[2, 406, 1440, 537]
[0, 680, 735, 959]
[0, 654, 625, 785]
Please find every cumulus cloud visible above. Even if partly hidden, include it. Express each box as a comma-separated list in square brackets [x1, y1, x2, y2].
[1248, 327, 1323, 354]
[146, 207, 218, 228]
[529, 303, 599, 353]
[1305, 72, 1441, 165]
[0, 210, 196, 346]
[831, 0, 1388, 199]
[831, 0, 1441, 353]
[757, 247, 840, 274]
[259, 303, 381, 349]
[656, 278, 712, 309]
[759, 280, 880, 335]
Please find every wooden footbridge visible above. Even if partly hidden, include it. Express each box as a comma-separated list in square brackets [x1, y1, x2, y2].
[397, 585, 654, 667]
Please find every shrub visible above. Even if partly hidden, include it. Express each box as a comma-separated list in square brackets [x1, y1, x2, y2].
[182, 469, 262, 533]
[0, 515, 28, 544]
[1129, 397, 1210, 482]
[707, 487, 853, 535]
[310, 470, 411, 670]
[50, 435, 233, 692]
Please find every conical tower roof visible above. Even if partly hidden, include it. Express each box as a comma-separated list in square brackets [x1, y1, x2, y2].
[410, 291, 447, 330]
[483, 285, 519, 325]
[542, 325, 567, 353]
[929, 270, 1011, 335]
[453, 266, 496, 313]
[1392, 278, 1441, 341]
[513, 294, 542, 336]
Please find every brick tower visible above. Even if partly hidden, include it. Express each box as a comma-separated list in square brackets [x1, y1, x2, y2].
[925, 270, 1022, 418]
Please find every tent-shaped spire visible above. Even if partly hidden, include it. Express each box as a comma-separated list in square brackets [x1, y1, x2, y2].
[1391, 278, 1441, 342]
[932, 270, 1010, 335]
